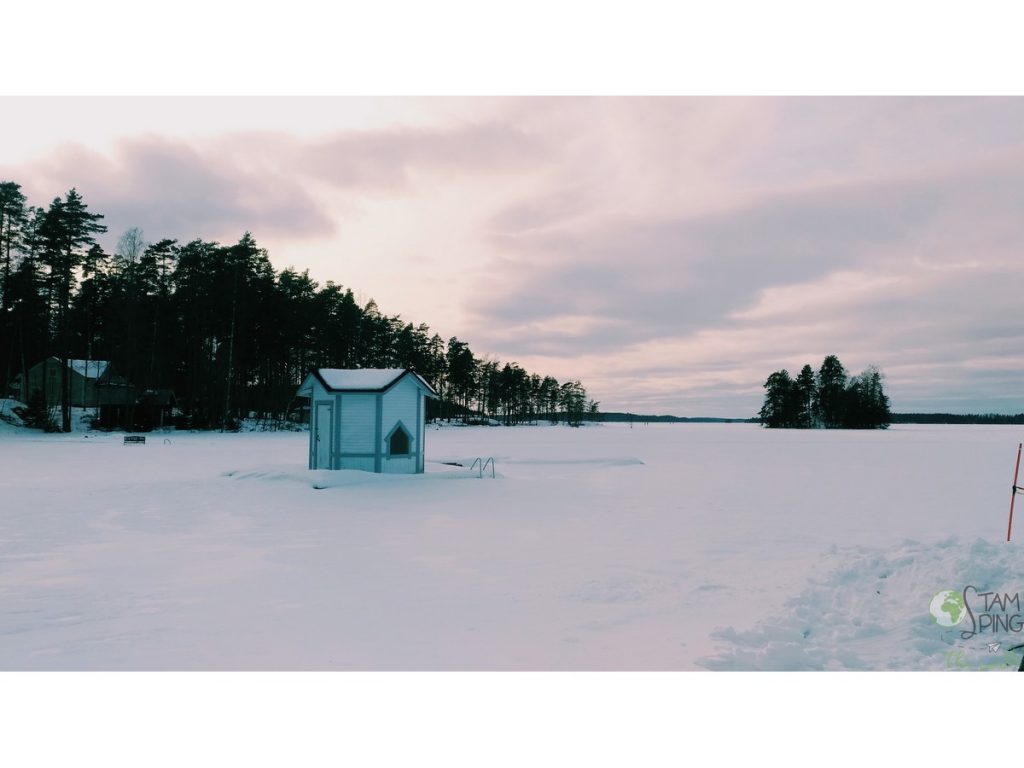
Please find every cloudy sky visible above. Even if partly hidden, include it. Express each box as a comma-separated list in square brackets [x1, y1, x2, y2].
[2, 96, 1023, 416]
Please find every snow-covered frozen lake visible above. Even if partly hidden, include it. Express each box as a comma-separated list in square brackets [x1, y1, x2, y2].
[1, 421, 1022, 670]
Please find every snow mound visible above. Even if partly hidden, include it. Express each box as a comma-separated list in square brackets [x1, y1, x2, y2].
[0, 399, 28, 430]
[699, 537, 1024, 671]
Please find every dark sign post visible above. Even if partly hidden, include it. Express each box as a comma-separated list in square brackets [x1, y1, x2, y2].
[123, 435, 146, 445]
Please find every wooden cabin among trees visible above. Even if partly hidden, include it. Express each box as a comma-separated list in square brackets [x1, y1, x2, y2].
[13, 357, 115, 407]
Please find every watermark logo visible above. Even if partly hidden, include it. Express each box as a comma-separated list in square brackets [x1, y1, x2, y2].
[945, 646, 1023, 671]
[929, 587, 1024, 639]
[929, 589, 967, 627]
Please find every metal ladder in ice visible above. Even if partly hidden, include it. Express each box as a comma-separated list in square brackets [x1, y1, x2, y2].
[469, 457, 496, 478]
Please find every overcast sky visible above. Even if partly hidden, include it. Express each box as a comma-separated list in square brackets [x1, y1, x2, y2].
[2, 96, 1022, 416]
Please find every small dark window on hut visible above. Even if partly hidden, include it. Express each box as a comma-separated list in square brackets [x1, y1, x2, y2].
[389, 426, 410, 456]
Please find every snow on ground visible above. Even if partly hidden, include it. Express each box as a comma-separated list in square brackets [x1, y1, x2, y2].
[0, 403, 99, 434]
[1, 422, 1022, 670]
[0, 399, 26, 430]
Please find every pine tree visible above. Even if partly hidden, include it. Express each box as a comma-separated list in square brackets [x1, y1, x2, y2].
[843, 366, 891, 429]
[0, 182, 29, 397]
[759, 369, 797, 428]
[560, 380, 587, 427]
[864, 366, 892, 429]
[0, 181, 27, 313]
[794, 364, 816, 428]
[70, 243, 111, 399]
[445, 337, 476, 420]
[38, 190, 107, 431]
[816, 355, 847, 429]
[6, 255, 48, 405]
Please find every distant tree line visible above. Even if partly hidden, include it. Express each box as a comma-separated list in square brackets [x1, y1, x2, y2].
[0, 181, 597, 431]
[758, 355, 892, 429]
[597, 413, 757, 424]
[891, 413, 1024, 425]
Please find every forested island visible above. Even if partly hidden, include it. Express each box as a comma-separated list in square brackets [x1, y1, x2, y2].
[758, 355, 892, 429]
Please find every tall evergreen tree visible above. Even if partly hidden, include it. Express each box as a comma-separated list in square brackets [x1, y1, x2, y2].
[844, 366, 891, 429]
[816, 354, 847, 429]
[0, 182, 29, 397]
[540, 376, 561, 424]
[560, 380, 588, 427]
[69, 243, 111, 392]
[6, 255, 48, 404]
[446, 337, 476, 419]
[862, 366, 892, 428]
[0, 181, 27, 313]
[759, 369, 797, 428]
[38, 189, 106, 431]
[794, 364, 817, 428]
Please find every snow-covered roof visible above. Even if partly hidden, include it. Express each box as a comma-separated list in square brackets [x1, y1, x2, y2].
[67, 360, 109, 380]
[299, 368, 438, 396]
[317, 368, 407, 390]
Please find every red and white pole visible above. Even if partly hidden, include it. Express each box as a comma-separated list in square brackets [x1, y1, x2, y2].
[1009, 443, 1022, 542]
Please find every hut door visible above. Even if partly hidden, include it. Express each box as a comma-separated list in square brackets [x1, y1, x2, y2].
[315, 403, 334, 469]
